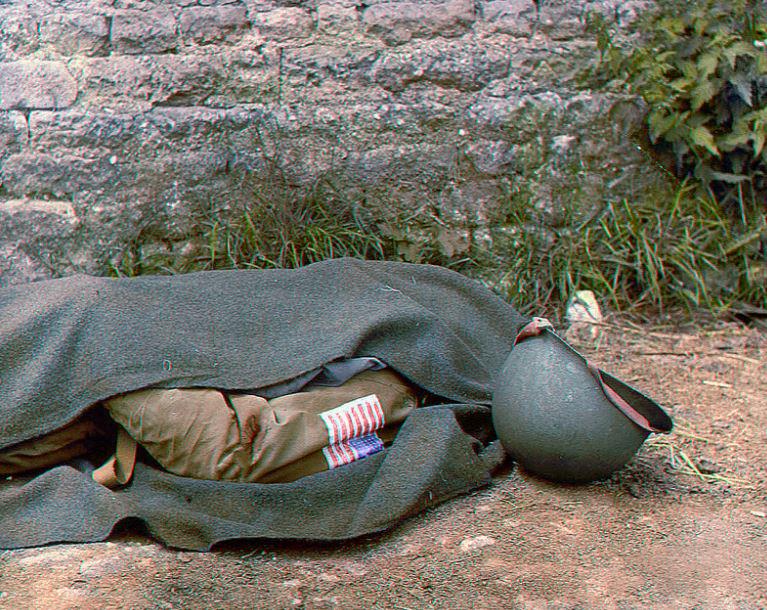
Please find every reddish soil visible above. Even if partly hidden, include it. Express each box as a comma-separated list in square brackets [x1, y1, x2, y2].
[0, 319, 764, 609]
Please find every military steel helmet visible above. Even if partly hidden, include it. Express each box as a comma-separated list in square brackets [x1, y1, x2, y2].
[492, 318, 673, 483]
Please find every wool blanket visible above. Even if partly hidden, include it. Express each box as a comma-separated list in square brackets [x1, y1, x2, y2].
[0, 258, 527, 550]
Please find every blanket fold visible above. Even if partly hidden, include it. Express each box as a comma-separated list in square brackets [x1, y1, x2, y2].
[0, 259, 527, 549]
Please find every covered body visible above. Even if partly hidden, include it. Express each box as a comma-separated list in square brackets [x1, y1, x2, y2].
[0, 259, 527, 550]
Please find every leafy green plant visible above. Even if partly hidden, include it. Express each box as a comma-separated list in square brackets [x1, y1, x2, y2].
[580, 0, 767, 311]
[589, 0, 767, 212]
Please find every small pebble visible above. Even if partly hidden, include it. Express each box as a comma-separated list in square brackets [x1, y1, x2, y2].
[459, 535, 496, 553]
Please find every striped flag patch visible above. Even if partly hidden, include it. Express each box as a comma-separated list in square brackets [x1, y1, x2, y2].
[320, 394, 387, 469]
[322, 433, 385, 469]
[320, 394, 385, 445]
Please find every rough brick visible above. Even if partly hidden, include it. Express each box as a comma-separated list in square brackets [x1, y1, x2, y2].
[172, 0, 243, 6]
[1, 152, 113, 199]
[342, 142, 459, 188]
[481, 0, 536, 36]
[0, 62, 78, 111]
[0, 0, 668, 286]
[132, 151, 230, 182]
[0, 244, 51, 285]
[179, 5, 250, 43]
[363, 0, 475, 45]
[112, 8, 178, 54]
[280, 46, 379, 93]
[0, 10, 40, 60]
[0, 199, 77, 226]
[0, 111, 28, 157]
[79, 54, 227, 110]
[465, 139, 516, 175]
[29, 111, 137, 150]
[372, 42, 510, 93]
[147, 107, 237, 143]
[0, 199, 79, 285]
[316, 3, 360, 36]
[251, 7, 314, 40]
[537, 0, 587, 40]
[39, 13, 110, 56]
[78, 56, 156, 111]
[43, 0, 114, 9]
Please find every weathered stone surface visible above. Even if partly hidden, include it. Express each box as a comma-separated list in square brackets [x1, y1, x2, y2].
[251, 7, 314, 39]
[613, 1, 651, 26]
[39, 13, 110, 56]
[0, 199, 77, 229]
[279, 46, 379, 101]
[39, 0, 113, 9]
[78, 54, 228, 110]
[0, 199, 80, 285]
[146, 107, 244, 141]
[379, 143, 458, 180]
[465, 139, 517, 175]
[26, 107, 266, 198]
[372, 42, 510, 93]
[0, 111, 28, 158]
[363, 0, 475, 45]
[0, 0, 663, 283]
[0, 62, 78, 110]
[29, 111, 138, 150]
[480, 0, 537, 36]
[112, 8, 178, 54]
[316, 3, 360, 36]
[536, 0, 587, 40]
[1, 152, 115, 198]
[178, 5, 250, 43]
[0, 9, 39, 60]
[0, 244, 54, 286]
[128, 151, 230, 184]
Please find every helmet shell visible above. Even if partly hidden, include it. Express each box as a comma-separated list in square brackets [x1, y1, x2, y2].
[492, 329, 672, 483]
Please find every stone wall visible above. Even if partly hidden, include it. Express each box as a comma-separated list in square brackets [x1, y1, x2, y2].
[0, 0, 661, 283]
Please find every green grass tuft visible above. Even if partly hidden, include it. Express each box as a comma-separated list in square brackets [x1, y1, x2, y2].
[107, 175, 764, 319]
[486, 181, 764, 316]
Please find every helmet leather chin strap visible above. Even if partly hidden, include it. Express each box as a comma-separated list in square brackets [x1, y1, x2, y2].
[513, 318, 661, 434]
[514, 317, 555, 343]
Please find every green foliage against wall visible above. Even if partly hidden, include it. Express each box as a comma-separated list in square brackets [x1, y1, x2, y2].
[578, 0, 767, 312]
[589, 0, 767, 210]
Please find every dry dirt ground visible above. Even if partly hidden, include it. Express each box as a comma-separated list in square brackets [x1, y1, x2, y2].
[0, 318, 764, 609]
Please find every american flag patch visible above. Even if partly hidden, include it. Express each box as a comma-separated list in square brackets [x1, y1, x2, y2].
[323, 433, 385, 469]
[319, 394, 385, 444]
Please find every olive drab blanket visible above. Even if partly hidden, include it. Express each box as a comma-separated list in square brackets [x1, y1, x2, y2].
[0, 258, 527, 550]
